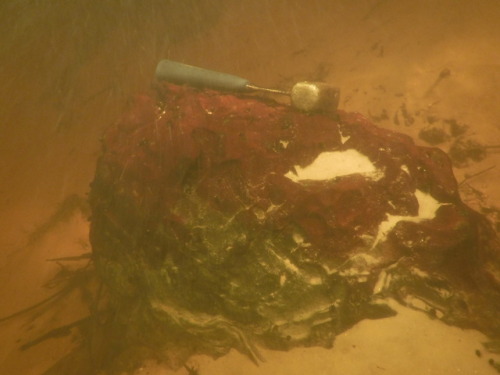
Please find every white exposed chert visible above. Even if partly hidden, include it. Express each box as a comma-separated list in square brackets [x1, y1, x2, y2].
[338, 253, 381, 283]
[340, 132, 351, 144]
[279, 140, 290, 149]
[266, 244, 322, 285]
[400, 164, 410, 175]
[285, 149, 383, 182]
[371, 189, 446, 250]
[283, 148, 447, 288]
[373, 269, 392, 294]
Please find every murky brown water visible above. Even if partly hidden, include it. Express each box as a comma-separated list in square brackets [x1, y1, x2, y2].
[1, 1, 499, 374]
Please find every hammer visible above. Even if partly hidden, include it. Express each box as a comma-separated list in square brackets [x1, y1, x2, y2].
[155, 59, 340, 113]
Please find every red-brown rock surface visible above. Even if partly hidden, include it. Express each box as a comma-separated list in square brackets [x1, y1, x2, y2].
[89, 82, 500, 362]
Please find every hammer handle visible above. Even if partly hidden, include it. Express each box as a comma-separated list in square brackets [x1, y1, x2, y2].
[156, 60, 250, 92]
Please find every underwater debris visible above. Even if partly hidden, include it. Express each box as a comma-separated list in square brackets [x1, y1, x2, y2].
[449, 138, 488, 167]
[418, 126, 449, 145]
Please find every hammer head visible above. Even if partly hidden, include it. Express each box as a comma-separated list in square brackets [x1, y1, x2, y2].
[290, 82, 340, 113]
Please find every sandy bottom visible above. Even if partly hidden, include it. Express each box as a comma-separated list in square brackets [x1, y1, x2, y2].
[139, 300, 494, 375]
[0, 1, 499, 374]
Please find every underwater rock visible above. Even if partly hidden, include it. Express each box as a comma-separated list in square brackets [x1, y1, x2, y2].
[89, 83, 500, 363]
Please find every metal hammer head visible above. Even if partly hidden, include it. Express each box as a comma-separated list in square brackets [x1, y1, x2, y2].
[290, 82, 340, 113]
[155, 60, 341, 113]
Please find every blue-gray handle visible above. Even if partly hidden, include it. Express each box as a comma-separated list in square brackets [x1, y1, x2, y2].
[155, 59, 250, 92]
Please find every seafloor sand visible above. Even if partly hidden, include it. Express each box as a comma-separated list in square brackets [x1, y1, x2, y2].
[0, 1, 499, 374]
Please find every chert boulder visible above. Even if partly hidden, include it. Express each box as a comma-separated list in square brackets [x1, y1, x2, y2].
[89, 83, 500, 362]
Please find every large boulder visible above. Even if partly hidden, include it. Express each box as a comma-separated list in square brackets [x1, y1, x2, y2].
[89, 82, 500, 363]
